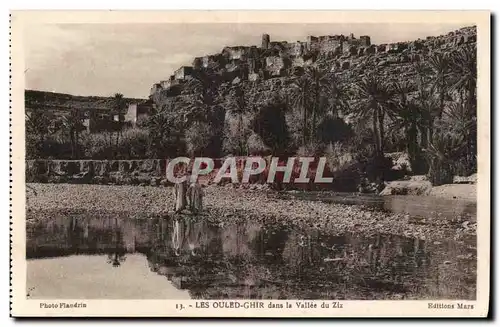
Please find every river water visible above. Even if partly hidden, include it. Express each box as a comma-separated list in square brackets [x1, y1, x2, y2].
[26, 195, 476, 300]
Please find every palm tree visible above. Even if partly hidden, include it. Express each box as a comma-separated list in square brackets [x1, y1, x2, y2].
[326, 73, 349, 119]
[228, 85, 248, 156]
[146, 108, 173, 158]
[444, 102, 477, 174]
[106, 218, 127, 268]
[60, 108, 85, 159]
[428, 52, 451, 119]
[449, 45, 477, 115]
[414, 88, 439, 150]
[423, 129, 465, 185]
[413, 60, 432, 90]
[181, 93, 209, 124]
[390, 80, 426, 173]
[353, 75, 395, 158]
[306, 65, 332, 140]
[291, 74, 312, 146]
[445, 102, 476, 141]
[412, 60, 438, 146]
[112, 93, 127, 146]
[185, 68, 220, 106]
[25, 108, 57, 157]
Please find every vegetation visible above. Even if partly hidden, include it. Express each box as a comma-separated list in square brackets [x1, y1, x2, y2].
[26, 44, 476, 187]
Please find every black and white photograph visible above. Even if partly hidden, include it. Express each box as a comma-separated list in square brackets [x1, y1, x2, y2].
[9, 10, 490, 318]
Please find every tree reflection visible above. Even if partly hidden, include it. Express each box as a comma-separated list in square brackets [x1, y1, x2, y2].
[107, 252, 127, 267]
[106, 217, 127, 267]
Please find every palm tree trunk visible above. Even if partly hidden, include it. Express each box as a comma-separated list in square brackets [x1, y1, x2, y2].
[312, 108, 316, 143]
[372, 109, 381, 156]
[438, 74, 446, 119]
[312, 82, 319, 142]
[426, 106, 434, 146]
[75, 130, 79, 159]
[408, 123, 418, 165]
[378, 108, 385, 155]
[302, 95, 308, 146]
[239, 113, 244, 156]
[115, 121, 120, 148]
[467, 83, 475, 116]
[419, 126, 429, 149]
[70, 130, 76, 159]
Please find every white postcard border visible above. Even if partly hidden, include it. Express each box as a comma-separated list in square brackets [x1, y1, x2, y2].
[10, 10, 491, 317]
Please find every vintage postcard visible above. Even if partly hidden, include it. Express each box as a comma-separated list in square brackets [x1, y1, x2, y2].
[10, 10, 490, 317]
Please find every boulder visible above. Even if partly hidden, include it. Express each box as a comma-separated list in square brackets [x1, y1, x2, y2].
[453, 173, 477, 184]
[379, 180, 433, 196]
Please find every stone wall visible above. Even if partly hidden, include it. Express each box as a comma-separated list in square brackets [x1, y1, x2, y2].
[174, 66, 193, 80]
[316, 37, 343, 54]
[285, 42, 305, 57]
[25, 157, 350, 191]
[26, 159, 168, 186]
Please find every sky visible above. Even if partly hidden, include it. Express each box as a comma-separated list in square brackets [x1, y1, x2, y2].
[24, 23, 469, 99]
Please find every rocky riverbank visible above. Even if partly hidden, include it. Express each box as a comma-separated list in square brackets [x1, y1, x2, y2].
[380, 175, 477, 202]
[26, 159, 478, 202]
[26, 183, 476, 242]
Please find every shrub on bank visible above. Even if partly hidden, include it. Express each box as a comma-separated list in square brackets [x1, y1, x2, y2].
[81, 129, 149, 160]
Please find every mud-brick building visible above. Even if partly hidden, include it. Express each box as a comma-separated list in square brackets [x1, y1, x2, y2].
[86, 100, 153, 132]
[122, 100, 154, 127]
[174, 66, 194, 80]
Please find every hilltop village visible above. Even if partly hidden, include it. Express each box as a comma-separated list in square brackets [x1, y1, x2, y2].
[150, 32, 371, 95]
[25, 25, 477, 193]
[25, 26, 476, 134]
[24, 23, 479, 304]
[149, 26, 476, 106]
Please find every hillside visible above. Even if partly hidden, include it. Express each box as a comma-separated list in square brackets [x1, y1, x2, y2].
[25, 89, 147, 113]
[25, 25, 477, 188]
[25, 25, 476, 116]
[149, 26, 476, 113]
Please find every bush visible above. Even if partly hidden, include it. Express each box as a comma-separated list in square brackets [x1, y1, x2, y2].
[222, 113, 252, 156]
[185, 121, 215, 157]
[357, 152, 394, 184]
[251, 99, 290, 155]
[81, 132, 114, 159]
[120, 128, 149, 159]
[316, 117, 353, 144]
[247, 133, 271, 156]
[81, 128, 149, 159]
[427, 159, 454, 186]
[26, 133, 75, 159]
[324, 142, 354, 173]
[296, 142, 325, 157]
[424, 128, 468, 186]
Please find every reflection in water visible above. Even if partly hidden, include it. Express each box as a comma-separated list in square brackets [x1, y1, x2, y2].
[26, 254, 191, 299]
[275, 192, 477, 221]
[27, 213, 476, 300]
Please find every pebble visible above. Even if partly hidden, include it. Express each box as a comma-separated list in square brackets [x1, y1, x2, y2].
[25, 183, 473, 242]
